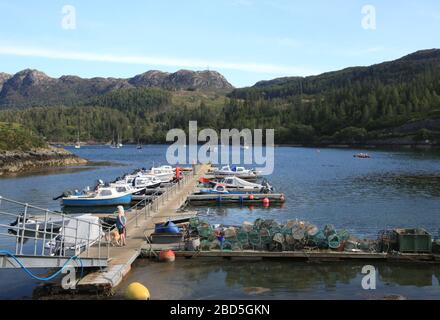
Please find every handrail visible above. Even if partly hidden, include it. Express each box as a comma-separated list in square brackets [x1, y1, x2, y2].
[0, 195, 111, 261]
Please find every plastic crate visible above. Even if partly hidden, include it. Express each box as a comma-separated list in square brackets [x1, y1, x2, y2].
[394, 228, 432, 253]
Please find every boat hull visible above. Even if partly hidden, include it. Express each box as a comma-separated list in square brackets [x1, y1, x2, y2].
[62, 194, 132, 207]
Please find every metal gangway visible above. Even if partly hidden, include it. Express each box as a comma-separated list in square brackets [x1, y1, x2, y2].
[0, 196, 109, 269]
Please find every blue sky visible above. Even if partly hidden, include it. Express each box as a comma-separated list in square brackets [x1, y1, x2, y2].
[0, 0, 439, 87]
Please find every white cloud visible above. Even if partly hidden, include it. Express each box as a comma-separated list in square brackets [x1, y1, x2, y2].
[0, 45, 319, 76]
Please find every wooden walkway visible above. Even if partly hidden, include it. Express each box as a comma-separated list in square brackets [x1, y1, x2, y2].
[76, 164, 211, 292]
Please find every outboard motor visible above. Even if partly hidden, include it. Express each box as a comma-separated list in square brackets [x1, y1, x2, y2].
[261, 179, 273, 193]
[53, 190, 73, 200]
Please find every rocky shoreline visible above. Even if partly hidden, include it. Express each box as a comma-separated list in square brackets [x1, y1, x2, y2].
[0, 146, 88, 176]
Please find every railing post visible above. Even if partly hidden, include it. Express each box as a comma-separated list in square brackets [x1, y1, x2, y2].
[61, 215, 66, 257]
[41, 210, 49, 256]
[107, 227, 110, 260]
[33, 219, 38, 256]
[87, 221, 91, 258]
[19, 204, 28, 255]
[74, 218, 79, 256]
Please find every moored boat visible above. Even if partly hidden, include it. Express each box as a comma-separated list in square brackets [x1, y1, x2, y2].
[61, 186, 132, 207]
[211, 165, 260, 178]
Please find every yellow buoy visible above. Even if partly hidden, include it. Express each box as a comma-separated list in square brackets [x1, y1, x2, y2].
[125, 282, 150, 300]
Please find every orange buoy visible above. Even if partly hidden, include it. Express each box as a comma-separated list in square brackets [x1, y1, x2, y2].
[262, 197, 270, 207]
[159, 249, 175, 262]
[249, 194, 254, 200]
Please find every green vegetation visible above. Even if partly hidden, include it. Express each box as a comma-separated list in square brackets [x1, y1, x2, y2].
[0, 50, 440, 145]
[0, 122, 47, 151]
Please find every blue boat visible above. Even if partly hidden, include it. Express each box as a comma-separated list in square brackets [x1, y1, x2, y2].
[62, 187, 132, 207]
[154, 221, 180, 234]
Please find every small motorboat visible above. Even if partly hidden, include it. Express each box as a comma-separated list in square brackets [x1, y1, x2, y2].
[45, 215, 103, 256]
[9, 213, 91, 233]
[196, 183, 255, 195]
[115, 173, 162, 190]
[211, 165, 260, 178]
[143, 166, 175, 183]
[219, 176, 272, 193]
[61, 186, 132, 207]
[354, 153, 371, 159]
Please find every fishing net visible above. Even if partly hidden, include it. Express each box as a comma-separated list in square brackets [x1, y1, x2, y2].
[328, 234, 341, 249]
[190, 218, 362, 253]
[307, 230, 328, 248]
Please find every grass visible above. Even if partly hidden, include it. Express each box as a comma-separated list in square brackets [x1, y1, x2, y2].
[171, 90, 228, 109]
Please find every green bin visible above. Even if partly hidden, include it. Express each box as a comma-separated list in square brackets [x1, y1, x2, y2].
[394, 228, 432, 253]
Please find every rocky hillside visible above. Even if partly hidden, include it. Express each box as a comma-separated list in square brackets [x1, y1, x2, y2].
[0, 69, 234, 108]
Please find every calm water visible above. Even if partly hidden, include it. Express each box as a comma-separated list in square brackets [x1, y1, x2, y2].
[0, 145, 439, 299]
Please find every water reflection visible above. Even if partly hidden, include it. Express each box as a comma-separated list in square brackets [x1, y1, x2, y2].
[353, 173, 440, 197]
[116, 259, 440, 300]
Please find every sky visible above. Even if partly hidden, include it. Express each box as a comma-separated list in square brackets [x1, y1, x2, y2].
[0, 0, 439, 87]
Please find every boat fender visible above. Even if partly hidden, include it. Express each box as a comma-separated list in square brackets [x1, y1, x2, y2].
[159, 249, 175, 262]
[263, 197, 270, 207]
[249, 194, 254, 200]
[125, 282, 150, 300]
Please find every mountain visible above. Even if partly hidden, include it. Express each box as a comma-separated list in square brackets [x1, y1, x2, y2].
[0, 69, 234, 108]
[230, 49, 440, 99]
[0, 73, 11, 92]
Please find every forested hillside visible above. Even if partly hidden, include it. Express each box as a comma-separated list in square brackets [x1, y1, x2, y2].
[0, 50, 439, 145]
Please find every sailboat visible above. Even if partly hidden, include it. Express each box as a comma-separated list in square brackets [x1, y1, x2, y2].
[137, 138, 142, 149]
[74, 112, 81, 149]
[110, 132, 118, 149]
[117, 133, 123, 148]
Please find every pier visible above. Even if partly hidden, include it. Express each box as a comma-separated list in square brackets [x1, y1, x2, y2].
[75, 163, 211, 293]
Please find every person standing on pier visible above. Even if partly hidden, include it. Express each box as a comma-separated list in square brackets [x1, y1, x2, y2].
[116, 206, 127, 246]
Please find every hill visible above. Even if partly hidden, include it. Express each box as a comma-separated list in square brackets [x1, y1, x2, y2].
[0, 69, 234, 108]
[0, 49, 440, 146]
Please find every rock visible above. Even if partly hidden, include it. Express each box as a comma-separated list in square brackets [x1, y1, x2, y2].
[0, 146, 88, 175]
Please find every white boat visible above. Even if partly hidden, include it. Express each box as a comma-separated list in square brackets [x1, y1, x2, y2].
[9, 213, 91, 233]
[143, 166, 175, 183]
[212, 165, 259, 178]
[45, 215, 103, 256]
[219, 176, 272, 193]
[115, 174, 162, 190]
